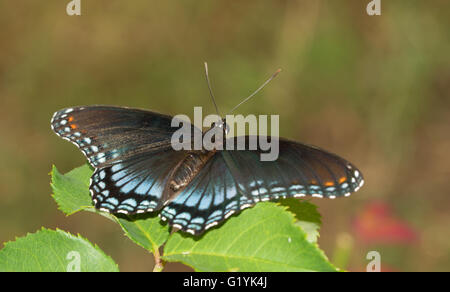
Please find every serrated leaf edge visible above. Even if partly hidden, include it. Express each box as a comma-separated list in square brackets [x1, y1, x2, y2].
[0, 227, 119, 271]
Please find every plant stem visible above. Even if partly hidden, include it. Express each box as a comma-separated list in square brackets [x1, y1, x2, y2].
[153, 247, 164, 272]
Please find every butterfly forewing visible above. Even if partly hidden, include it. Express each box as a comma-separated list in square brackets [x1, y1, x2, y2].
[51, 106, 180, 168]
[224, 136, 364, 200]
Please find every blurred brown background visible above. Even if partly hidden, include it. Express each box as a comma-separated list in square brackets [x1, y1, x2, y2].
[0, 0, 449, 271]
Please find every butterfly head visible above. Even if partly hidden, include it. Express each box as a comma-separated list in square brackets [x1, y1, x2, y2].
[211, 118, 230, 135]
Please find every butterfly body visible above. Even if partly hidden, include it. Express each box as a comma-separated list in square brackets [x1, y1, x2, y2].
[169, 150, 216, 192]
[51, 105, 364, 235]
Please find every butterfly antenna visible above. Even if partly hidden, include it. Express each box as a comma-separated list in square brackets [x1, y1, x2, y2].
[227, 68, 282, 115]
[204, 62, 222, 117]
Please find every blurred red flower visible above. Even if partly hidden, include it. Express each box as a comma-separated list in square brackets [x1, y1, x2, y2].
[353, 202, 418, 244]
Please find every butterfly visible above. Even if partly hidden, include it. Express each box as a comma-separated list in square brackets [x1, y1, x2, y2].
[50, 66, 364, 235]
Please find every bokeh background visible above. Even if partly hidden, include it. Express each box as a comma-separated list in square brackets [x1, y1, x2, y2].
[1, 0, 449, 271]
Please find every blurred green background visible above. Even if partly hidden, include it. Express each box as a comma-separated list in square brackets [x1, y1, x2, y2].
[0, 0, 449, 271]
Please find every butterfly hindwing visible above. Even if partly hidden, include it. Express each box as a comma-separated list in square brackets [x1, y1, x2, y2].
[91, 148, 188, 213]
[160, 153, 255, 235]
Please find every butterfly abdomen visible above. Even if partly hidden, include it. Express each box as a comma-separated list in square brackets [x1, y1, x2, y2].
[169, 151, 216, 192]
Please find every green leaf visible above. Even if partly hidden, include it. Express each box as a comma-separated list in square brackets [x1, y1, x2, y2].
[116, 214, 169, 252]
[50, 164, 170, 254]
[279, 198, 322, 243]
[163, 202, 337, 272]
[51, 164, 94, 215]
[0, 228, 118, 272]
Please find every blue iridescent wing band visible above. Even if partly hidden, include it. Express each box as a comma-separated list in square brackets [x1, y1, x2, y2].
[90, 148, 188, 213]
[160, 153, 254, 235]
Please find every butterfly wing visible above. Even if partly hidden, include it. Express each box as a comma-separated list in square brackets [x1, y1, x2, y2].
[160, 136, 364, 235]
[224, 136, 364, 200]
[51, 105, 197, 212]
[51, 105, 182, 168]
[90, 148, 189, 213]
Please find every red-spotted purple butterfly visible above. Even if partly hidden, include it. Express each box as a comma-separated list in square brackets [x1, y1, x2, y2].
[50, 64, 364, 235]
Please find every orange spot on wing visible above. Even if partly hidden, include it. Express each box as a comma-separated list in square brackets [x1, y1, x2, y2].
[70, 124, 78, 129]
[339, 177, 347, 184]
[68, 116, 74, 122]
[310, 179, 318, 185]
[324, 181, 334, 187]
